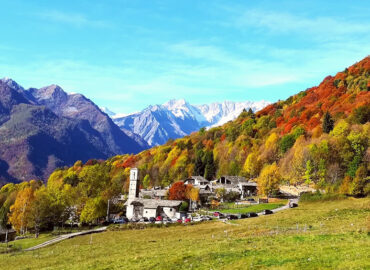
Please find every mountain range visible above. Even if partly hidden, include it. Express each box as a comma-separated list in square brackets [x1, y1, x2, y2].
[0, 78, 146, 184]
[0, 77, 268, 184]
[109, 99, 270, 146]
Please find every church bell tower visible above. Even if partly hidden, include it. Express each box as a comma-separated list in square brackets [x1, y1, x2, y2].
[128, 168, 139, 200]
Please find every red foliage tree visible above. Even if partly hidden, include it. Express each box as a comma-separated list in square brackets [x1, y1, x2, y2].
[122, 155, 136, 168]
[168, 181, 187, 200]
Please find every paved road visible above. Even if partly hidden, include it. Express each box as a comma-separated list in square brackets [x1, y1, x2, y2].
[258, 198, 299, 216]
[25, 227, 107, 251]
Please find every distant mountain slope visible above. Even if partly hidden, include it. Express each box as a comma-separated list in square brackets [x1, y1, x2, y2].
[27, 84, 145, 154]
[113, 99, 270, 146]
[0, 79, 145, 183]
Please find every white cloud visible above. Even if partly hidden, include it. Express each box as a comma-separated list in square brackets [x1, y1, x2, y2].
[36, 10, 111, 28]
[231, 9, 370, 42]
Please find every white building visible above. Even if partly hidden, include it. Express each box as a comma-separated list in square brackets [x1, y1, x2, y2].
[125, 168, 183, 220]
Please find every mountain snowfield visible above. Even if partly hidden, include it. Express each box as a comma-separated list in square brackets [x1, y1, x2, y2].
[110, 99, 270, 146]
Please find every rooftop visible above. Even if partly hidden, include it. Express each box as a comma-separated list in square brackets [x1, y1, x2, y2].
[126, 199, 183, 209]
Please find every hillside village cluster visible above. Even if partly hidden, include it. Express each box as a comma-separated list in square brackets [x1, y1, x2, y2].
[123, 168, 258, 222]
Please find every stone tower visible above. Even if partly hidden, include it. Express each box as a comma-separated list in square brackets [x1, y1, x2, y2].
[128, 168, 139, 200]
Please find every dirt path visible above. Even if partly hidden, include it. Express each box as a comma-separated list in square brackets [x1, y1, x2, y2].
[25, 227, 107, 251]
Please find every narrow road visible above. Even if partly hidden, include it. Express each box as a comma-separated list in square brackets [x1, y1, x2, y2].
[257, 198, 299, 216]
[25, 227, 107, 251]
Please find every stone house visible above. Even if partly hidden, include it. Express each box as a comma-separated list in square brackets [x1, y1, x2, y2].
[184, 176, 210, 186]
[211, 176, 257, 198]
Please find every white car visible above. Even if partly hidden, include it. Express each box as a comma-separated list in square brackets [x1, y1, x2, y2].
[192, 216, 202, 222]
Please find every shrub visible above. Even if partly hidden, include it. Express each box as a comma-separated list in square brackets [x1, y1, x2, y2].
[179, 201, 189, 212]
[279, 134, 295, 153]
[300, 191, 346, 202]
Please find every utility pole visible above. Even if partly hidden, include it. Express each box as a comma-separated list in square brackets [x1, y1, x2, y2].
[106, 199, 110, 222]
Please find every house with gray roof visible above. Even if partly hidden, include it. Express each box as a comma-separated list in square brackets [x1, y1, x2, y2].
[184, 176, 210, 186]
[211, 176, 257, 198]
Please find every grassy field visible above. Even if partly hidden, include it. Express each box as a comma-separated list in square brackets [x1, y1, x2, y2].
[0, 233, 55, 252]
[0, 197, 369, 269]
[216, 202, 286, 214]
[0, 228, 91, 253]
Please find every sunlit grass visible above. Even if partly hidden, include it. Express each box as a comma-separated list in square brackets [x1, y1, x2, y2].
[217, 202, 285, 214]
[0, 233, 55, 252]
[1, 198, 369, 269]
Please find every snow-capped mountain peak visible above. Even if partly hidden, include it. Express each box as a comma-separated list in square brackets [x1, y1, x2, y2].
[196, 100, 270, 127]
[112, 99, 270, 147]
[100, 106, 116, 117]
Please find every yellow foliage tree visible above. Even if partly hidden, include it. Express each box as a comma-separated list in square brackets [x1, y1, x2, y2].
[186, 186, 199, 202]
[257, 163, 281, 196]
[8, 187, 35, 234]
[243, 152, 261, 178]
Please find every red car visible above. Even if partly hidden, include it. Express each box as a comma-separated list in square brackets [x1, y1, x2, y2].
[155, 216, 162, 221]
[213, 211, 221, 217]
[184, 218, 191, 223]
[176, 219, 182, 223]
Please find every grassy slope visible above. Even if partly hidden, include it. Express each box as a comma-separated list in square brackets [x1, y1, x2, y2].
[1, 198, 369, 270]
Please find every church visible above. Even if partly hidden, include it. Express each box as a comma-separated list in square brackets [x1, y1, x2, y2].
[125, 168, 183, 220]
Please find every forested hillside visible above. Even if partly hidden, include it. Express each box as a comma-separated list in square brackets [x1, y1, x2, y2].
[1, 57, 369, 229]
[103, 56, 369, 195]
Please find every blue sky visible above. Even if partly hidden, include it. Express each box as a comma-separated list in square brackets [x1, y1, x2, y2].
[0, 0, 369, 114]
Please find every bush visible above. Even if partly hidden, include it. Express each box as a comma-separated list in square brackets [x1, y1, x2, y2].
[300, 191, 346, 202]
[279, 134, 295, 153]
[223, 191, 240, 202]
[179, 201, 189, 212]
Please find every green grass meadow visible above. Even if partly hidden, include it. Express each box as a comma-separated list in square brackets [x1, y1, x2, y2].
[217, 202, 286, 214]
[0, 198, 369, 269]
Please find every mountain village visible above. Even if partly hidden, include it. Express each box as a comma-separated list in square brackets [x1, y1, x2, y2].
[120, 168, 291, 223]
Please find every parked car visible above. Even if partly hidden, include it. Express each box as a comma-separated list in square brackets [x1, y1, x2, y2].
[192, 216, 202, 222]
[246, 198, 256, 202]
[213, 211, 221, 217]
[162, 217, 171, 224]
[218, 213, 226, 219]
[149, 217, 156, 223]
[248, 212, 258, 218]
[155, 216, 163, 221]
[263, 209, 273, 215]
[130, 217, 139, 223]
[139, 217, 149, 223]
[176, 219, 183, 223]
[201, 216, 212, 221]
[227, 214, 238, 220]
[240, 214, 248, 219]
[289, 202, 298, 208]
[184, 218, 191, 223]
[113, 217, 129, 224]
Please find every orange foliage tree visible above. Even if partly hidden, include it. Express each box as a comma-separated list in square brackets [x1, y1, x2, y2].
[168, 182, 187, 200]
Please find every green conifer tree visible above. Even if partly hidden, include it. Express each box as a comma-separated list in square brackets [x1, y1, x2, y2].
[322, 111, 334, 133]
